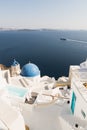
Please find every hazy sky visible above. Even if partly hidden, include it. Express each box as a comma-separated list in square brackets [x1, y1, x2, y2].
[0, 0, 87, 29]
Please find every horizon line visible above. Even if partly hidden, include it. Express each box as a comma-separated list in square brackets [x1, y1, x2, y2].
[0, 27, 87, 31]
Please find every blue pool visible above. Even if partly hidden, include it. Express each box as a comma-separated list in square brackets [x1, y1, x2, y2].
[7, 86, 28, 97]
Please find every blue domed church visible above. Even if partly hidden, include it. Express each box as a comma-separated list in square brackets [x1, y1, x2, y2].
[21, 63, 40, 77]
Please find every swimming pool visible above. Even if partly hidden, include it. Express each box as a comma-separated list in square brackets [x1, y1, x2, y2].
[6, 86, 28, 98]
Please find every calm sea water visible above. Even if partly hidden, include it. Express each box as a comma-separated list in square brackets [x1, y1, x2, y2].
[0, 30, 87, 79]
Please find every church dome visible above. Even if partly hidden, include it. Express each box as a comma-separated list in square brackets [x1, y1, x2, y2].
[11, 59, 19, 66]
[21, 63, 40, 77]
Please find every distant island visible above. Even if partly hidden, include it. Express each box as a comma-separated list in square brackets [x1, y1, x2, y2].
[0, 28, 38, 31]
[0, 27, 57, 31]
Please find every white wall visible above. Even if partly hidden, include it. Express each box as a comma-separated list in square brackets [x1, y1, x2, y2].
[70, 79, 87, 120]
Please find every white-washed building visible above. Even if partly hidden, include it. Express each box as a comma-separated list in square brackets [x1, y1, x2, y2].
[70, 59, 87, 120]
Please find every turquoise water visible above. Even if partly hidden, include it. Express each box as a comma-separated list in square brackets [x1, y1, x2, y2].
[7, 86, 28, 97]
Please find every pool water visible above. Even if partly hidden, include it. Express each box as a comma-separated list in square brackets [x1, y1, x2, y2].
[7, 86, 28, 97]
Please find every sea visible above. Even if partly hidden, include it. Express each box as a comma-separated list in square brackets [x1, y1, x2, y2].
[0, 29, 87, 79]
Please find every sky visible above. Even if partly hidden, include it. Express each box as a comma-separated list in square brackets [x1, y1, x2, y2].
[0, 0, 87, 30]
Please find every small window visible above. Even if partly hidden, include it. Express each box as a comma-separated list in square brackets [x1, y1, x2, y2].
[81, 109, 86, 118]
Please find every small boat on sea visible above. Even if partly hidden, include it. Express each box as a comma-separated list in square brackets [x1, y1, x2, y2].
[60, 38, 66, 40]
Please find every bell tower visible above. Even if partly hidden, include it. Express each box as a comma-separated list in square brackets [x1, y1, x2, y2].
[10, 59, 21, 76]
